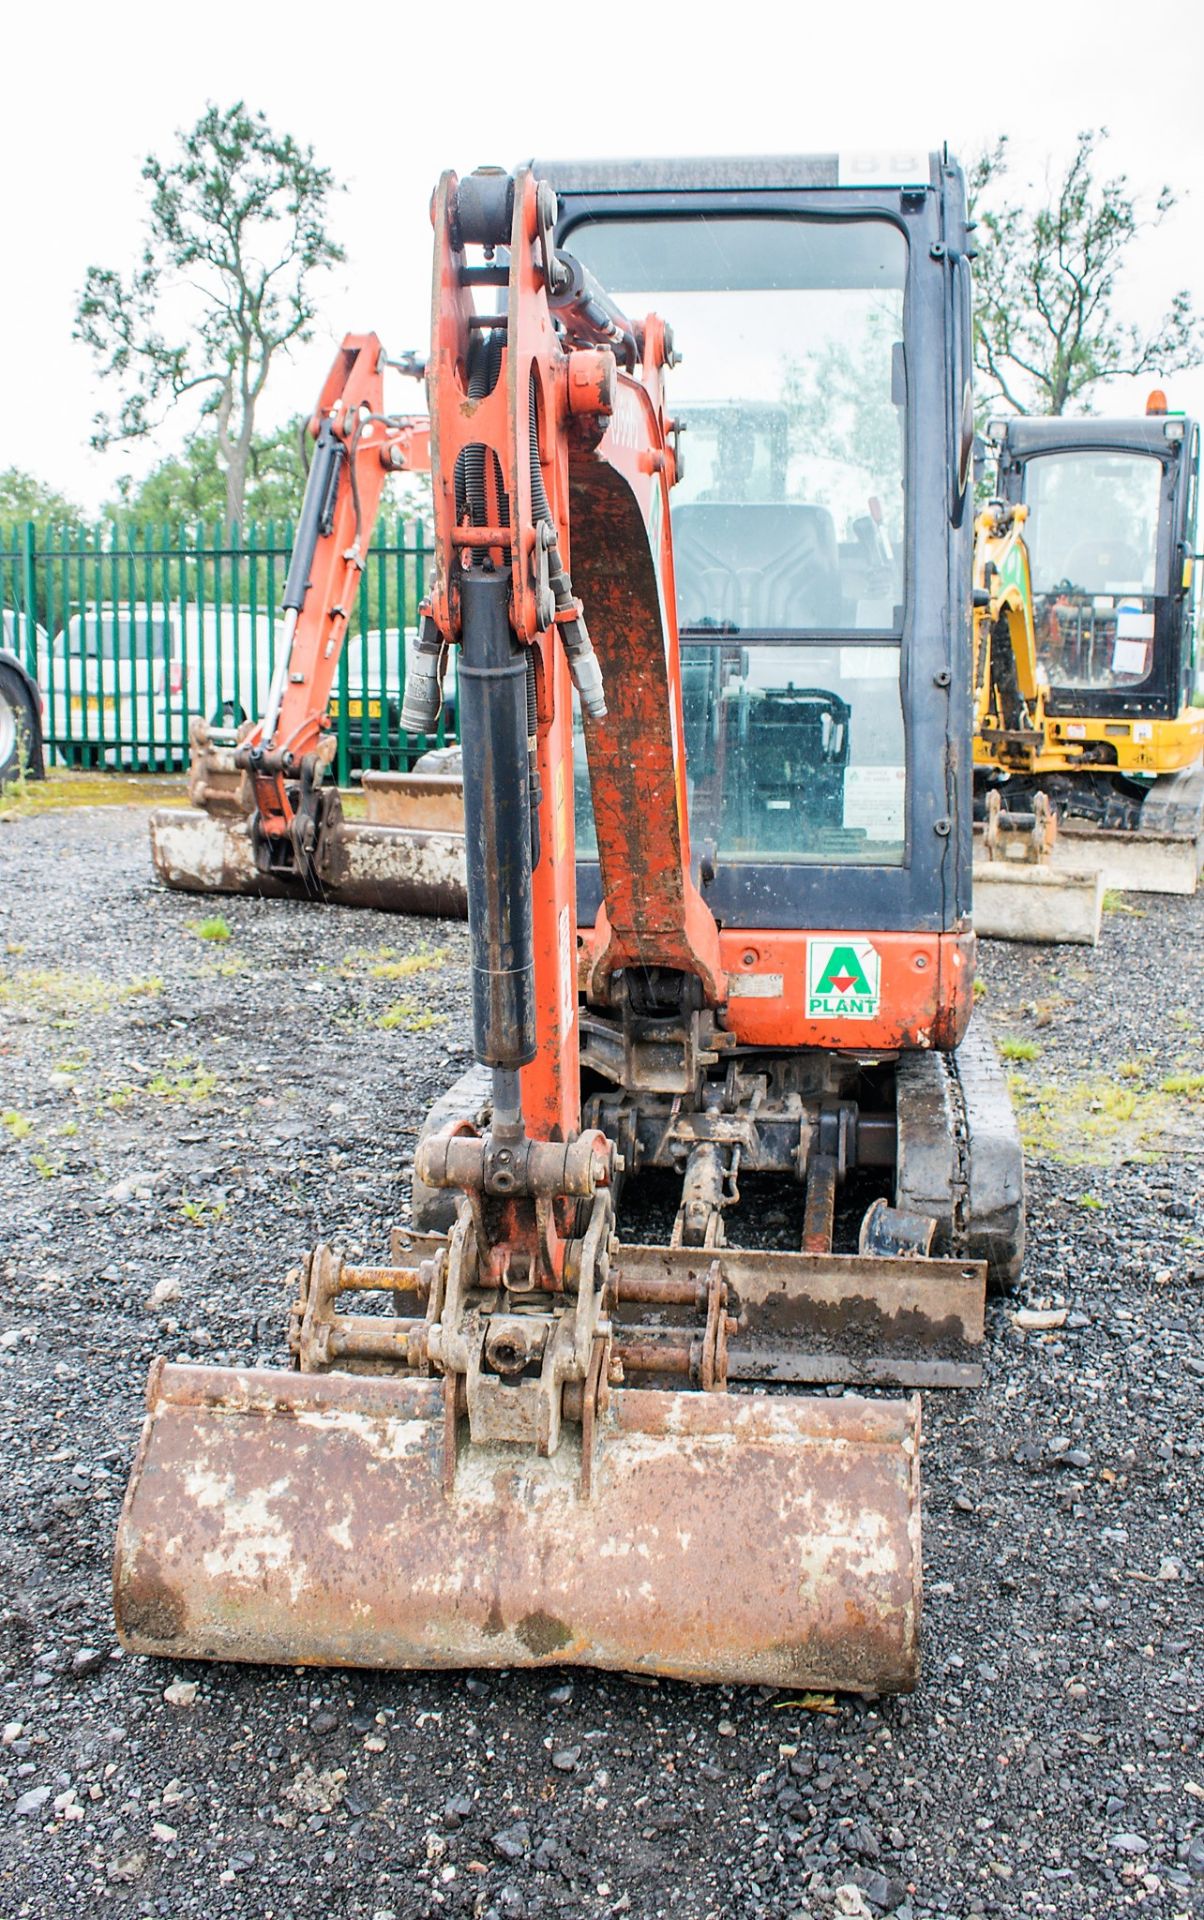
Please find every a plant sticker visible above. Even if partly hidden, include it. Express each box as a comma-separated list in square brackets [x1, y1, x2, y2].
[807, 939, 881, 1019]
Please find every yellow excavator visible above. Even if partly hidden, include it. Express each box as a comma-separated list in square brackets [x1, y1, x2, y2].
[972, 398, 1204, 912]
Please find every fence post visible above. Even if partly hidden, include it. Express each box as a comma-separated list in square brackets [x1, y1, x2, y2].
[20, 522, 37, 676]
[336, 641, 350, 789]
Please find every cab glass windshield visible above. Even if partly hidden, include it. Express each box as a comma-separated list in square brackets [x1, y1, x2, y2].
[566, 214, 909, 865]
[1023, 450, 1163, 692]
[566, 216, 908, 634]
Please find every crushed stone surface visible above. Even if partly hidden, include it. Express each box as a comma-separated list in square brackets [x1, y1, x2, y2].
[0, 805, 1201, 1920]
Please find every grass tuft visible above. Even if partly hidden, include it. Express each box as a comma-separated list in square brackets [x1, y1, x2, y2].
[999, 1037, 1040, 1063]
[376, 1000, 443, 1033]
[1160, 1071, 1204, 1098]
[190, 915, 232, 943]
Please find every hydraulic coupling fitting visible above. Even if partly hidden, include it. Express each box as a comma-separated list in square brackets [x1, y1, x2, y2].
[559, 612, 607, 721]
[545, 545, 606, 721]
[400, 615, 446, 735]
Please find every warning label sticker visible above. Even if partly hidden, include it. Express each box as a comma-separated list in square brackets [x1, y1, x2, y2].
[806, 938, 882, 1019]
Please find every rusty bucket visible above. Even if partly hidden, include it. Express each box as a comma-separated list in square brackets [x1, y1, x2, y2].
[115, 1360, 920, 1691]
[149, 805, 468, 917]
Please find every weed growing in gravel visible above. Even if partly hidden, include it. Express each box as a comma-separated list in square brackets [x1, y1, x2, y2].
[370, 947, 449, 980]
[1102, 889, 1145, 916]
[30, 1152, 58, 1179]
[105, 1058, 218, 1109]
[0, 967, 162, 1023]
[1000, 1037, 1041, 1062]
[972, 976, 988, 1000]
[376, 1000, 443, 1033]
[1160, 1071, 1204, 1098]
[147, 1060, 218, 1101]
[53, 1050, 91, 1074]
[1078, 1194, 1105, 1209]
[179, 1196, 229, 1225]
[338, 943, 450, 980]
[1009, 1071, 1175, 1165]
[0, 769, 184, 818]
[2, 1110, 32, 1140]
[190, 915, 232, 943]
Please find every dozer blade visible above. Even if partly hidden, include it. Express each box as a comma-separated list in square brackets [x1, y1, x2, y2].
[115, 1360, 920, 1692]
[149, 805, 468, 918]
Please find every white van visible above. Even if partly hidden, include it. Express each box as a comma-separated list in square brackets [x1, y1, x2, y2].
[39, 608, 452, 770]
[40, 603, 278, 768]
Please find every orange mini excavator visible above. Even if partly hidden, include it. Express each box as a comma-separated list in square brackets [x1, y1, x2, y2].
[115, 159, 1023, 1691]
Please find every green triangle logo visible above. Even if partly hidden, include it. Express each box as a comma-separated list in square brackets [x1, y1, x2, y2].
[814, 945, 872, 997]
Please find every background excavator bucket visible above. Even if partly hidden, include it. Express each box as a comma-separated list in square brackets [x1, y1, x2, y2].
[114, 1361, 920, 1692]
[150, 764, 468, 917]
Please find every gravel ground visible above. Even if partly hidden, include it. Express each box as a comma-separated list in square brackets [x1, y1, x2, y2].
[0, 804, 1201, 1920]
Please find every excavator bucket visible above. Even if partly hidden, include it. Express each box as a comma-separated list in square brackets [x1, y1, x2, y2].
[116, 1362, 920, 1690]
[150, 731, 468, 917]
[114, 1233, 984, 1691]
[972, 791, 1105, 945]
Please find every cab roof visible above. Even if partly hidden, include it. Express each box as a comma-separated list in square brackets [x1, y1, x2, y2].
[994, 416, 1193, 460]
[530, 152, 942, 194]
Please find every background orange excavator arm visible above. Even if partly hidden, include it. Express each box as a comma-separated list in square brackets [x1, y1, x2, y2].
[241, 333, 428, 846]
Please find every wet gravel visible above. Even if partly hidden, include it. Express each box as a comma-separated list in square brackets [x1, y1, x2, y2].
[0, 804, 1201, 1920]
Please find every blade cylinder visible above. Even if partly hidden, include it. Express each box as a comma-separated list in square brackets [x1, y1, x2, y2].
[114, 1361, 920, 1692]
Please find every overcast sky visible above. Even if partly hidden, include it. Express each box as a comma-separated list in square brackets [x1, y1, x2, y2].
[4, 0, 1203, 513]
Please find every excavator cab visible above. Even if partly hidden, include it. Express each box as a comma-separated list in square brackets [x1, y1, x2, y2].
[994, 412, 1200, 727]
[116, 157, 1023, 1694]
[976, 411, 1204, 842]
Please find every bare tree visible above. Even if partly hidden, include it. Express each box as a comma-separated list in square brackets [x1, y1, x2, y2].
[971, 130, 1200, 415]
[76, 102, 344, 526]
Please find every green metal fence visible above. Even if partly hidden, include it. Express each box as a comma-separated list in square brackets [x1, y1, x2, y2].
[0, 519, 450, 783]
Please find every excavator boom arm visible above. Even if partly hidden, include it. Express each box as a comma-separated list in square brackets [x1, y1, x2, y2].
[242, 334, 428, 843]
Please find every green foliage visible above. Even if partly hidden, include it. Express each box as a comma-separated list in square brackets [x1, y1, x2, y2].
[971, 130, 1200, 416]
[0, 471, 84, 528]
[75, 101, 344, 526]
[106, 420, 307, 526]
